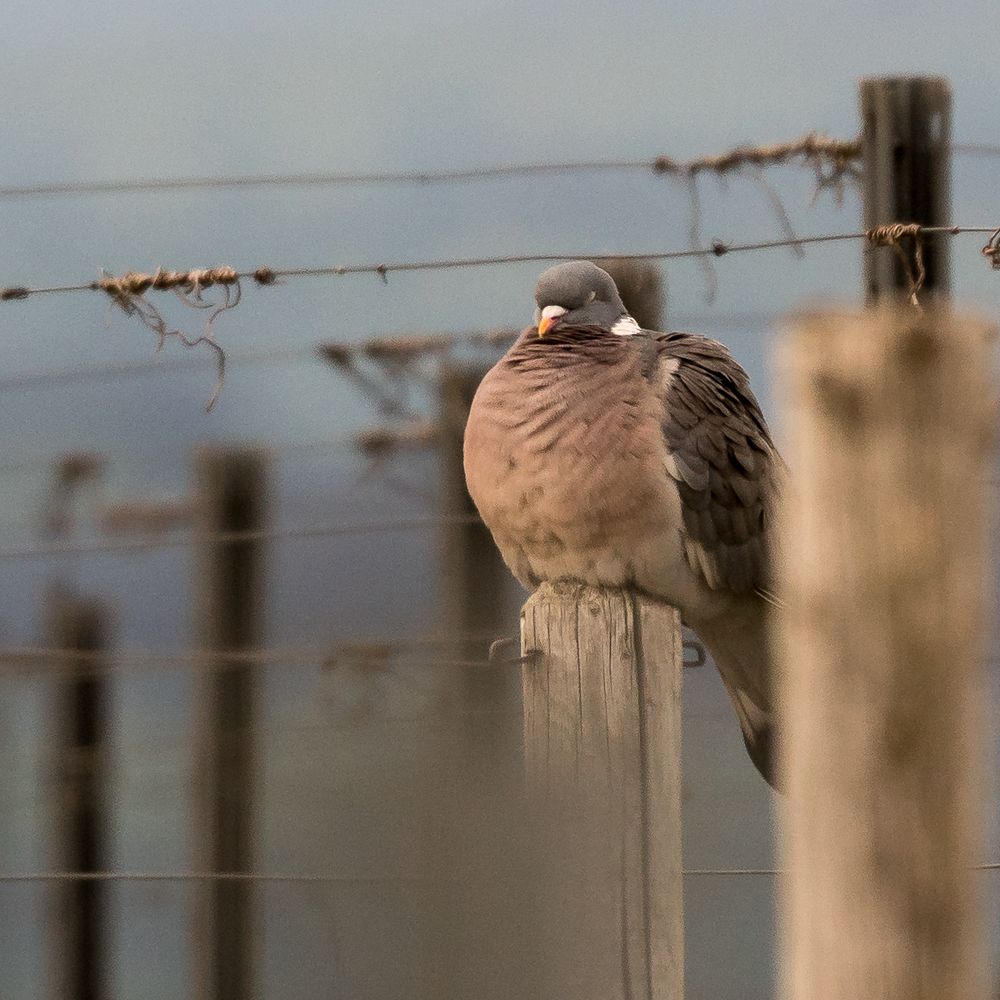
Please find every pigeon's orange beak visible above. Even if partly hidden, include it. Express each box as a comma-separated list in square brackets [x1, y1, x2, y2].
[536, 306, 567, 337]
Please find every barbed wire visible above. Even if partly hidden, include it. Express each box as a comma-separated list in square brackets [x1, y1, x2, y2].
[4, 226, 991, 306]
[5, 133, 994, 202]
[0, 224, 988, 411]
[0, 232, 905, 302]
[1, 235, 841, 411]
[0, 132, 861, 201]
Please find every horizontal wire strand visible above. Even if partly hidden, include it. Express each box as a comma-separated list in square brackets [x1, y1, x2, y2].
[1, 863, 998, 883]
[0, 132, 862, 200]
[0, 419, 438, 480]
[3, 644, 993, 683]
[0, 639, 511, 675]
[0, 233, 866, 300]
[0, 514, 484, 561]
[0, 345, 315, 394]
[0, 160, 659, 198]
[3, 226, 992, 304]
[1, 136, 988, 205]
[0, 871, 420, 884]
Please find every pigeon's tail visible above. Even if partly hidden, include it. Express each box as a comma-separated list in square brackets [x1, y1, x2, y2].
[734, 704, 778, 791]
[692, 598, 781, 791]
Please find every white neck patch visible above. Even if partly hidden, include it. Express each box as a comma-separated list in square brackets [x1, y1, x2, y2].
[610, 314, 641, 336]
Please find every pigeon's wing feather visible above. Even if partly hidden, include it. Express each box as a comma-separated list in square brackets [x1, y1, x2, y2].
[654, 332, 783, 597]
[653, 331, 785, 788]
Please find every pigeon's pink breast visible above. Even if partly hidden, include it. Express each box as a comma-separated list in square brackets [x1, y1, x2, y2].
[463, 339, 722, 613]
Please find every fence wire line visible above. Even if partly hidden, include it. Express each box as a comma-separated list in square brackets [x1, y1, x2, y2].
[3, 136, 992, 205]
[0, 344, 315, 393]
[0, 514, 485, 561]
[2, 224, 988, 411]
[0, 634, 708, 679]
[1, 863, 999, 884]
[7, 225, 992, 303]
[0, 132, 861, 200]
[0, 419, 439, 481]
[6, 133, 993, 201]
[0, 638, 507, 673]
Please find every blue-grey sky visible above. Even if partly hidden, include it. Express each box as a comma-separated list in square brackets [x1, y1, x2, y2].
[2, 2, 1000, 998]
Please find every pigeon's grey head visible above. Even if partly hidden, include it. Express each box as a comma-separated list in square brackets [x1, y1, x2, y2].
[533, 261, 632, 337]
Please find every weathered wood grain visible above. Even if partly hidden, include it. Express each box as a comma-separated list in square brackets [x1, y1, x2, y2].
[776, 308, 994, 1000]
[521, 581, 683, 1000]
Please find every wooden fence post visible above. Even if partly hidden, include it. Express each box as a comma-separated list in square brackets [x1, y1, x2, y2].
[596, 258, 666, 331]
[192, 447, 268, 1000]
[439, 362, 512, 656]
[521, 582, 684, 1000]
[861, 76, 951, 302]
[776, 308, 993, 1000]
[420, 365, 522, 1000]
[49, 587, 109, 1000]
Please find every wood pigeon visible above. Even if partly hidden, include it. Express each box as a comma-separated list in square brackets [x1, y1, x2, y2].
[463, 261, 785, 788]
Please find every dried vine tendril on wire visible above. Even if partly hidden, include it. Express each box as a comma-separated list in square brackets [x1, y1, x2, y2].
[98, 266, 244, 411]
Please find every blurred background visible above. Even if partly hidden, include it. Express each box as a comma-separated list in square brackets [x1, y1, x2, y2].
[1, 2, 999, 998]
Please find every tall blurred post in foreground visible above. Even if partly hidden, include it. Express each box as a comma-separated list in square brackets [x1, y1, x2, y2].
[192, 448, 268, 1000]
[861, 75, 951, 302]
[521, 582, 683, 1000]
[49, 588, 110, 1000]
[776, 308, 993, 1000]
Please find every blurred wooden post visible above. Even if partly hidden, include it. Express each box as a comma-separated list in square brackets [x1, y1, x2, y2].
[192, 447, 268, 1000]
[438, 360, 516, 766]
[595, 258, 666, 330]
[49, 588, 109, 1000]
[421, 365, 522, 1000]
[861, 76, 951, 302]
[439, 362, 511, 656]
[776, 309, 993, 1000]
[521, 582, 684, 1000]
